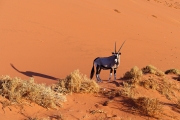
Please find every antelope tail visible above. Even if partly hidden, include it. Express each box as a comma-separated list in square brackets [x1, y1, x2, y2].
[90, 63, 95, 79]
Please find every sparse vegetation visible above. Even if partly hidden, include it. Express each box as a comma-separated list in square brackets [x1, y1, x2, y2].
[0, 70, 99, 110]
[133, 97, 162, 117]
[121, 81, 136, 98]
[159, 78, 176, 100]
[123, 66, 143, 80]
[52, 70, 99, 94]
[0, 76, 66, 109]
[0, 65, 180, 119]
[121, 66, 143, 98]
[165, 69, 180, 75]
[119, 65, 180, 118]
[24, 114, 65, 120]
[89, 109, 105, 114]
[122, 65, 180, 100]
[24, 117, 49, 120]
[142, 65, 164, 76]
[139, 78, 158, 90]
[177, 99, 180, 109]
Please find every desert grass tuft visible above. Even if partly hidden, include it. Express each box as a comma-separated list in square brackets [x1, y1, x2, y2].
[0, 76, 66, 109]
[165, 69, 180, 75]
[133, 97, 162, 117]
[53, 70, 99, 94]
[142, 65, 164, 76]
[139, 78, 158, 90]
[158, 78, 176, 100]
[120, 66, 143, 98]
[177, 99, 180, 109]
[123, 66, 143, 80]
[121, 82, 135, 98]
[122, 66, 143, 90]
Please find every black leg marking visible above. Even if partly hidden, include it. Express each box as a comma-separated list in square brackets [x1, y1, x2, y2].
[99, 68, 102, 74]
[110, 68, 113, 73]
[96, 65, 100, 75]
[114, 69, 117, 80]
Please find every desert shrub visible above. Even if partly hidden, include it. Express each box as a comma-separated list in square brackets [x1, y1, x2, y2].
[121, 82, 135, 98]
[24, 113, 64, 120]
[177, 99, 180, 109]
[53, 70, 99, 94]
[133, 97, 162, 117]
[139, 78, 158, 90]
[123, 66, 143, 80]
[165, 69, 180, 75]
[123, 66, 143, 88]
[139, 77, 176, 100]
[158, 78, 176, 100]
[142, 65, 164, 76]
[0, 76, 66, 109]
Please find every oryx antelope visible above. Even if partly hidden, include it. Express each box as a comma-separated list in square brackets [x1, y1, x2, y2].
[90, 41, 126, 82]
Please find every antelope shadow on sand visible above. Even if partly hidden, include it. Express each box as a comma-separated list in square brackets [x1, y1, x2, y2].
[10, 64, 58, 80]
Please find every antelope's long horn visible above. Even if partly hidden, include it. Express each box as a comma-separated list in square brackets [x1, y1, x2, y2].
[118, 40, 126, 53]
[115, 42, 116, 53]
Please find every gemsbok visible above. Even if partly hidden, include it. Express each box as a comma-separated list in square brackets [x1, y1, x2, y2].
[90, 41, 126, 82]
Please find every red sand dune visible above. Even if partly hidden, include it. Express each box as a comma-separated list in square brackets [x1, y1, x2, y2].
[0, 0, 180, 119]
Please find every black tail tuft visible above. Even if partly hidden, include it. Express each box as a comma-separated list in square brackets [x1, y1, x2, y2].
[90, 65, 95, 79]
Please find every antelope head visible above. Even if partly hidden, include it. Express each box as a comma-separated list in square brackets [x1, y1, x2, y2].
[112, 41, 126, 63]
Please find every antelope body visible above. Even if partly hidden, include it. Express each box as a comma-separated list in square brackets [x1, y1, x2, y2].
[90, 41, 126, 82]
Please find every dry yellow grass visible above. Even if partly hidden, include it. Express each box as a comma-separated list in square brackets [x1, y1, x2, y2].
[120, 66, 143, 98]
[0, 76, 66, 109]
[0, 70, 99, 109]
[133, 97, 162, 117]
[52, 70, 99, 94]
[177, 99, 180, 109]
[142, 65, 164, 76]
[122, 65, 180, 100]
[158, 78, 177, 100]
[123, 66, 143, 80]
[165, 69, 180, 81]
[165, 69, 180, 75]
[139, 78, 158, 90]
[24, 115, 64, 120]
[105, 65, 180, 119]
[121, 82, 135, 98]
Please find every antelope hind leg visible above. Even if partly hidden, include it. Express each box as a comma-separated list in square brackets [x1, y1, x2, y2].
[109, 68, 113, 81]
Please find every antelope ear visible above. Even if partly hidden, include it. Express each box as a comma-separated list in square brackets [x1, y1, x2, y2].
[119, 53, 121, 55]
[112, 52, 115, 54]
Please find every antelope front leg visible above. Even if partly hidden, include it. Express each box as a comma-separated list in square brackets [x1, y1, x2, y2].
[109, 68, 113, 81]
[114, 69, 116, 80]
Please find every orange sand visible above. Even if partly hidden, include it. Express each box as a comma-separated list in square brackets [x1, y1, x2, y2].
[0, 0, 180, 119]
